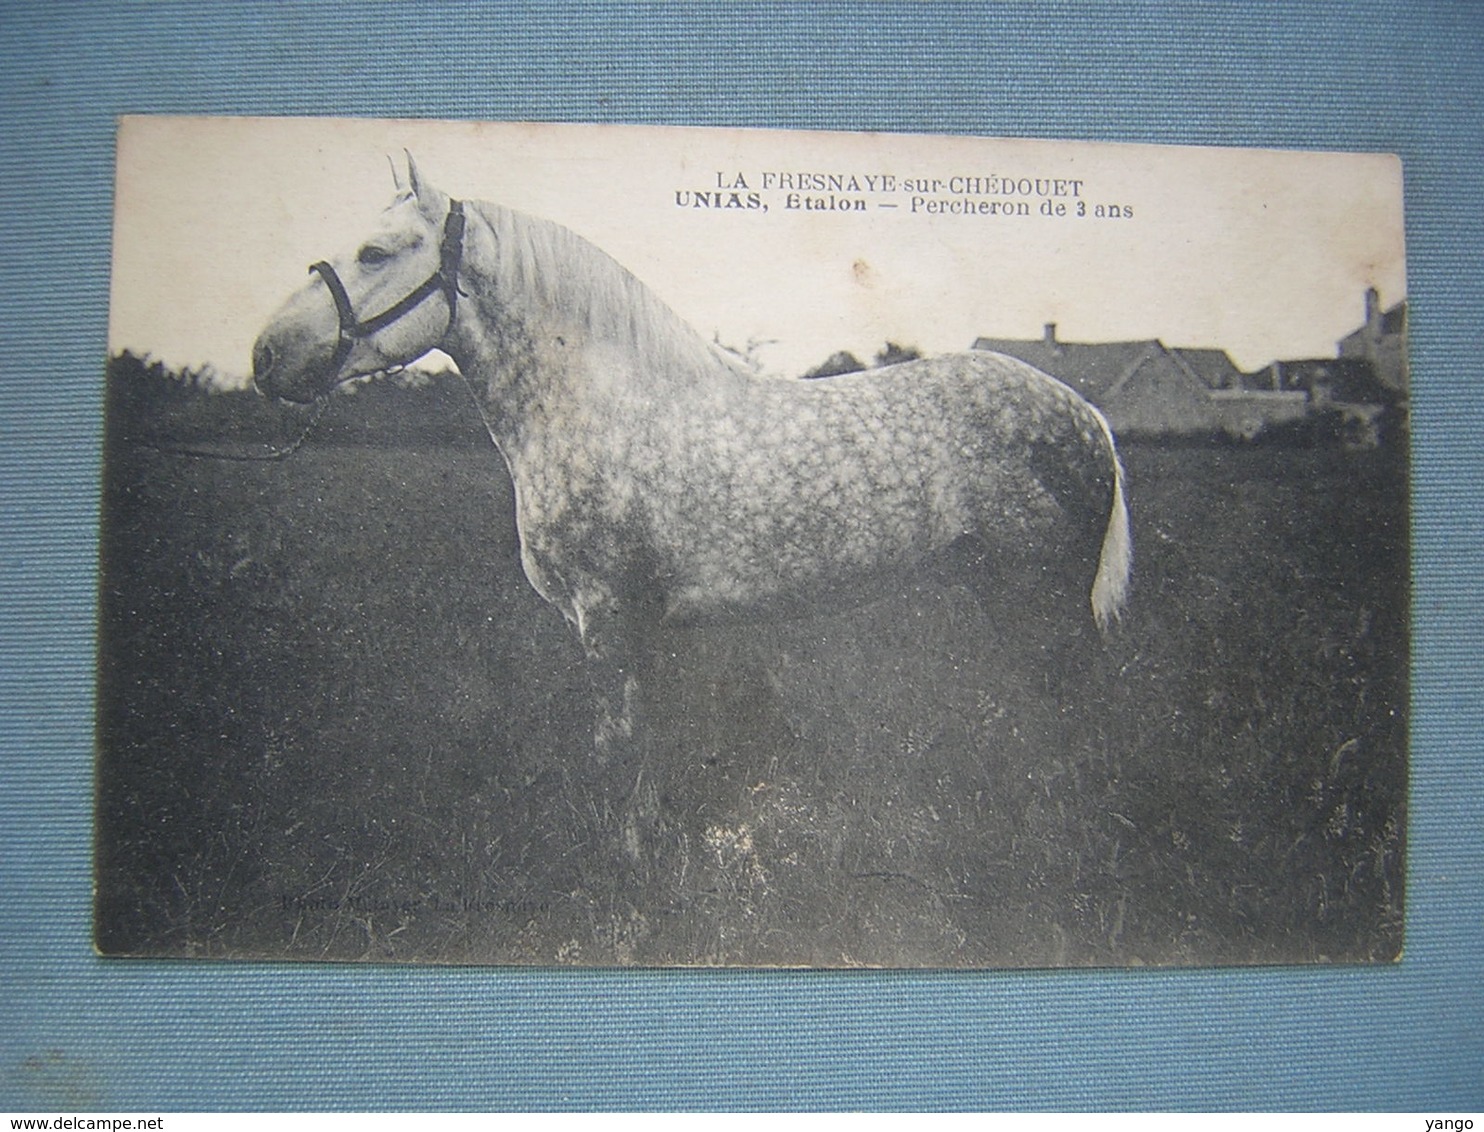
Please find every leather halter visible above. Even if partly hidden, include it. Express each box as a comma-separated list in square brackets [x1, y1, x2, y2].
[308, 198, 466, 377]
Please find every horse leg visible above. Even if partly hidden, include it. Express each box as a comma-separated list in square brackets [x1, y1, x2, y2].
[573, 586, 660, 758]
[590, 654, 645, 765]
[956, 529, 1104, 703]
[573, 602, 671, 881]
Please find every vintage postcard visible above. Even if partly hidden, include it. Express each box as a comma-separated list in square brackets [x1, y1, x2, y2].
[98, 117, 1407, 966]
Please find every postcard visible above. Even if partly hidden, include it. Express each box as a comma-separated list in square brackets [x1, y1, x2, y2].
[98, 117, 1407, 966]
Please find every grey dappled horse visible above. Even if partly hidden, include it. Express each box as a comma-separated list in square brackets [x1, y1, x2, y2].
[253, 157, 1131, 758]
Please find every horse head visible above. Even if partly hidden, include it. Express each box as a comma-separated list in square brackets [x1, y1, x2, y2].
[252, 156, 463, 403]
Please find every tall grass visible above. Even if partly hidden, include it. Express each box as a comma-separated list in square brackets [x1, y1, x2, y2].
[96, 363, 1407, 966]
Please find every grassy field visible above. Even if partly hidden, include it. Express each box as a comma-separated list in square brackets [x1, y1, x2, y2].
[96, 374, 1408, 967]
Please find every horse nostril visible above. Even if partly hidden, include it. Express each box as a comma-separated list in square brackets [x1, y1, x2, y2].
[252, 340, 276, 380]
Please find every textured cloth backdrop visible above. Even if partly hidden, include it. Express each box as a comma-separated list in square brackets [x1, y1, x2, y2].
[1, 0, 1480, 1111]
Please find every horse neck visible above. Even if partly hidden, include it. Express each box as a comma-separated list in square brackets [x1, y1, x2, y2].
[444, 202, 745, 442]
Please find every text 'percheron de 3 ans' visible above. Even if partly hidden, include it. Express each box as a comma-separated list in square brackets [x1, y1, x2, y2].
[252, 156, 1131, 758]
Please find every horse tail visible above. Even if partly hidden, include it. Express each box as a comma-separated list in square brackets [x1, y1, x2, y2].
[1089, 408, 1131, 632]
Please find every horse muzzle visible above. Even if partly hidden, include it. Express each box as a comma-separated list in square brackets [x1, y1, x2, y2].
[251, 326, 334, 404]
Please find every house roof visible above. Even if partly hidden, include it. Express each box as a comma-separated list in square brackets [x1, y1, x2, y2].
[971, 335, 1243, 405]
[1169, 348, 1244, 390]
[1380, 302, 1407, 336]
[971, 335, 1162, 402]
[1338, 298, 1408, 350]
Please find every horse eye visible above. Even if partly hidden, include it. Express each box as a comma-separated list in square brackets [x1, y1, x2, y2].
[357, 244, 391, 266]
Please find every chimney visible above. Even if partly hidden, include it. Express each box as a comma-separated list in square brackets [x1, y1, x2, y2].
[1365, 287, 1381, 335]
[1043, 322, 1057, 347]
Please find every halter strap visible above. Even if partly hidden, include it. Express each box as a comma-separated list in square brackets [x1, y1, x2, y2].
[309, 199, 466, 376]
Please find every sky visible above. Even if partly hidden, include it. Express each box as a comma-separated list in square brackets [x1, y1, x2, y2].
[109, 116, 1407, 383]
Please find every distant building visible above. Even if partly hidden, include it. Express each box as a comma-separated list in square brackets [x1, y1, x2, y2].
[1170, 347, 1246, 392]
[973, 291, 1405, 446]
[1338, 287, 1408, 394]
[1247, 357, 1397, 406]
[1242, 355, 1399, 448]
[971, 324, 1306, 440]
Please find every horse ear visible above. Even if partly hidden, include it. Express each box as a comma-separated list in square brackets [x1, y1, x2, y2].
[387, 154, 406, 192]
[405, 151, 449, 216]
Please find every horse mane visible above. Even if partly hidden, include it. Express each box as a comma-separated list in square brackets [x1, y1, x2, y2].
[470, 201, 747, 382]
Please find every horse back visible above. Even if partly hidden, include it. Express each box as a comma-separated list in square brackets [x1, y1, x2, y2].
[801, 350, 1118, 534]
[629, 350, 1120, 626]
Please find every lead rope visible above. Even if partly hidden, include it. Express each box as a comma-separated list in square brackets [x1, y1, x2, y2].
[126, 393, 331, 462]
[455, 367, 503, 453]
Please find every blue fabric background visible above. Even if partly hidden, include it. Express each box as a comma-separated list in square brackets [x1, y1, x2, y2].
[1, 0, 1480, 1111]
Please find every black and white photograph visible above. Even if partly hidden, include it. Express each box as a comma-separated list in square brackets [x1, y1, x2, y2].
[96, 116, 1408, 967]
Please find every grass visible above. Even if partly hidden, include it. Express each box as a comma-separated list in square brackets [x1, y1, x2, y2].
[95, 375, 1408, 967]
